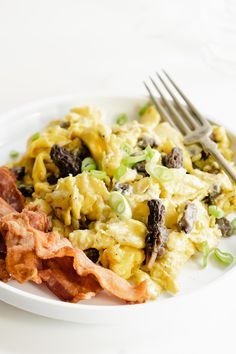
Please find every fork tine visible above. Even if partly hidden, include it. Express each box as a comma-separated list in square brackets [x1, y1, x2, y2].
[143, 81, 179, 131]
[156, 72, 199, 129]
[162, 70, 210, 127]
[149, 77, 190, 135]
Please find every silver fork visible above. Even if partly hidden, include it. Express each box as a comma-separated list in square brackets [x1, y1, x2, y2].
[144, 71, 236, 182]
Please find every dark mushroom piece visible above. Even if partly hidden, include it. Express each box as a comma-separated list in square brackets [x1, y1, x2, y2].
[162, 147, 183, 169]
[11, 166, 25, 181]
[60, 121, 70, 129]
[216, 217, 233, 237]
[145, 199, 168, 269]
[84, 248, 99, 263]
[50, 144, 82, 178]
[137, 135, 158, 149]
[132, 161, 148, 175]
[47, 174, 59, 185]
[178, 203, 197, 234]
[79, 217, 91, 230]
[203, 185, 221, 205]
[201, 150, 210, 161]
[113, 182, 131, 195]
[18, 184, 34, 197]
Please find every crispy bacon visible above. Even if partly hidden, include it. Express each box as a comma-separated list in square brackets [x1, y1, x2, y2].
[0, 197, 16, 281]
[0, 197, 15, 218]
[24, 204, 48, 232]
[0, 199, 48, 283]
[0, 210, 49, 284]
[0, 259, 10, 282]
[39, 258, 101, 302]
[0, 235, 6, 260]
[0, 167, 25, 211]
[0, 209, 148, 303]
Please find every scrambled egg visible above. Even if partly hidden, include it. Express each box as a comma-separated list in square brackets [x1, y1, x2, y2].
[11, 103, 236, 299]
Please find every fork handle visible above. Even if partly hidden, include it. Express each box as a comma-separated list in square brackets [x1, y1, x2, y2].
[199, 136, 236, 183]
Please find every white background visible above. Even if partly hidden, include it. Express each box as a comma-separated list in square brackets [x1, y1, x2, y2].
[0, 0, 236, 353]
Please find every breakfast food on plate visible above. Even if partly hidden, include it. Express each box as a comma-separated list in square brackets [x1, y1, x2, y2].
[0, 103, 236, 303]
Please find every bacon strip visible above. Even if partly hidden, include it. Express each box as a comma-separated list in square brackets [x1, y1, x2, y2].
[0, 209, 148, 303]
[0, 260, 10, 282]
[0, 209, 49, 284]
[0, 167, 25, 212]
[39, 259, 101, 302]
[0, 198, 16, 281]
[0, 198, 48, 282]
[0, 197, 15, 218]
[24, 204, 49, 232]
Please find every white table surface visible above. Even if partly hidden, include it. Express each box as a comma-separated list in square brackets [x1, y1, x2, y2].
[0, 0, 236, 353]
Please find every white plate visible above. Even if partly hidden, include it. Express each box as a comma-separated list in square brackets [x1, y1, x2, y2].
[0, 94, 236, 324]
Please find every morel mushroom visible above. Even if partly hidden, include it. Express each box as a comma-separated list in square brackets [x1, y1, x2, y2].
[162, 147, 183, 169]
[203, 185, 221, 205]
[137, 135, 158, 149]
[113, 182, 132, 195]
[50, 144, 82, 178]
[84, 248, 99, 263]
[216, 217, 233, 237]
[178, 203, 197, 234]
[145, 199, 168, 269]
[11, 166, 25, 181]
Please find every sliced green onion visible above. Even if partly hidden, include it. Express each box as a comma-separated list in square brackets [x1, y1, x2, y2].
[145, 145, 155, 161]
[31, 132, 40, 141]
[145, 163, 172, 182]
[208, 205, 224, 218]
[201, 241, 210, 268]
[139, 104, 149, 116]
[90, 170, 107, 180]
[122, 153, 146, 167]
[231, 217, 236, 233]
[114, 165, 127, 181]
[109, 191, 132, 219]
[81, 157, 97, 172]
[116, 113, 127, 126]
[214, 248, 234, 266]
[121, 143, 133, 155]
[9, 150, 19, 159]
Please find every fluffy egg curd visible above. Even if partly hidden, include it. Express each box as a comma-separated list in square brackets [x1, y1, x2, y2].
[9, 104, 236, 300]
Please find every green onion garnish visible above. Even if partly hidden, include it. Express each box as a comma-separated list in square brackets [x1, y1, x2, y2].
[90, 170, 107, 180]
[31, 132, 40, 141]
[145, 145, 155, 161]
[81, 157, 97, 172]
[201, 241, 210, 268]
[231, 217, 236, 233]
[214, 248, 234, 266]
[114, 165, 127, 181]
[109, 191, 132, 219]
[116, 113, 127, 126]
[9, 150, 19, 159]
[139, 104, 149, 116]
[208, 205, 224, 218]
[122, 153, 146, 167]
[145, 163, 172, 182]
[121, 143, 133, 155]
